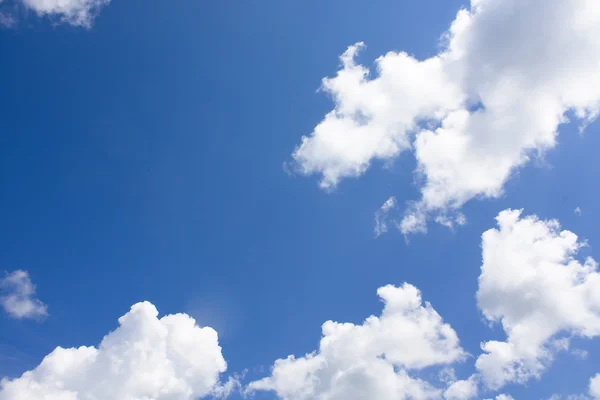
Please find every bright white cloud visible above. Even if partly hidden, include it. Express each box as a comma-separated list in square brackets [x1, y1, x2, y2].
[248, 283, 466, 400]
[291, 0, 600, 233]
[292, 42, 462, 191]
[0, 270, 47, 320]
[493, 395, 514, 400]
[591, 373, 600, 399]
[475, 209, 600, 390]
[443, 376, 478, 400]
[374, 196, 398, 237]
[0, 301, 231, 400]
[20, 0, 108, 26]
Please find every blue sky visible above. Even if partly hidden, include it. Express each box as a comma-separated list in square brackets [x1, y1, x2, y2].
[2, 1, 600, 399]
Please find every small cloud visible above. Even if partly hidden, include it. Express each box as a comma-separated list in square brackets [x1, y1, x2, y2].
[399, 204, 427, 236]
[575, 207, 582, 216]
[438, 367, 457, 384]
[571, 348, 589, 360]
[374, 196, 398, 237]
[435, 212, 467, 231]
[0, 270, 48, 320]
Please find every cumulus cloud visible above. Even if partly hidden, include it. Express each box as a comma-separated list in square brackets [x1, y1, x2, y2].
[374, 196, 398, 237]
[291, 0, 600, 234]
[443, 376, 478, 400]
[0, 301, 231, 399]
[591, 373, 600, 399]
[491, 395, 514, 400]
[475, 210, 600, 390]
[248, 283, 466, 400]
[0, 270, 47, 320]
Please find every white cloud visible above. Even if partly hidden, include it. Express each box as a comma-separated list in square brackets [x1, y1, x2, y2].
[0, 270, 47, 320]
[0, 301, 231, 400]
[20, 0, 108, 27]
[475, 209, 600, 390]
[374, 196, 398, 237]
[571, 348, 589, 360]
[443, 375, 478, 400]
[292, 42, 462, 191]
[575, 207, 582, 216]
[248, 283, 466, 400]
[291, 0, 600, 234]
[591, 373, 600, 399]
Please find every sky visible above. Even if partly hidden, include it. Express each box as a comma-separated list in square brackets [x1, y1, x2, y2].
[1, 0, 600, 399]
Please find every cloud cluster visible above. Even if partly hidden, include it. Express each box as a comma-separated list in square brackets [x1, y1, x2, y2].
[0, 270, 47, 320]
[0, 302, 230, 400]
[5, 212, 600, 399]
[292, 0, 600, 233]
[476, 210, 600, 390]
[250, 210, 600, 398]
[248, 283, 466, 399]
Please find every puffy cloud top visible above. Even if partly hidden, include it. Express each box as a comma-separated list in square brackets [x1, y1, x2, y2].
[0, 302, 229, 400]
[476, 210, 600, 389]
[292, 0, 600, 233]
[248, 283, 466, 400]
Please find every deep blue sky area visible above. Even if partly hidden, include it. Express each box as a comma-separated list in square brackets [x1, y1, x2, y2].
[1, 1, 600, 399]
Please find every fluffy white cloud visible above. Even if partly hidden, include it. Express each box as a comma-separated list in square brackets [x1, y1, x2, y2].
[476, 209, 600, 390]
[20, 0, 108, 26]
[493, 395, 514, 400]
[292, 42, 462, 191]
[0, 301, 231, 400]
[591, 373, 600, 399]
[248, 283, 466, 400]
[291, 0, 600, 233]
[0, 270, 47, 320]
[443, 376, 478, 400]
